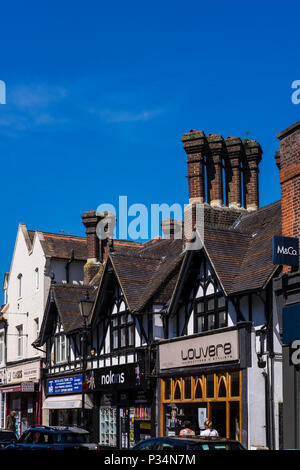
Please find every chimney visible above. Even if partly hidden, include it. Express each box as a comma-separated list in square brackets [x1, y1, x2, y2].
[225, 137, 243, 208]
[182, 130, 206, 204]
[243, 140, 262, 211]
[161, 218, 182, 240]
[206, 134, 225, 207]
[82, 210, 102, 284]
[277, 120, 300, 270]
[96, 211, 117, 263]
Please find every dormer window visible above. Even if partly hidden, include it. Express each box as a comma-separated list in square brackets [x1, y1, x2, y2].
[17, 274, 23, 299]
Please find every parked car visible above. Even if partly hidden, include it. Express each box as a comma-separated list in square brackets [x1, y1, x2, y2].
[5, 425, 100, 450]
[132, 436, 246, 450]
[0, 429, 17, 449]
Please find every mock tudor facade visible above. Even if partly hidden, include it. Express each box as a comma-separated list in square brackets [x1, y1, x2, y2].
[5, 121, 300, 449]
[34, 128, 286, 450]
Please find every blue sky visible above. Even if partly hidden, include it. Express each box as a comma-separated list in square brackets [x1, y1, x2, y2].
[0, 0, 300, 290]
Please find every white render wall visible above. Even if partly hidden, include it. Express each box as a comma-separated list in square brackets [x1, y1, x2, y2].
[2, 224, 85, 364]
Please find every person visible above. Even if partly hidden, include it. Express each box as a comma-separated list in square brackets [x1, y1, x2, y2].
[179, 420, 195, 436]
[200, 419, 219, 437]
[6, 410, 16, 433]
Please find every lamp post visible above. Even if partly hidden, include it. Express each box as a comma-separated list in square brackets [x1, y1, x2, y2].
[79, 289, 93, 428]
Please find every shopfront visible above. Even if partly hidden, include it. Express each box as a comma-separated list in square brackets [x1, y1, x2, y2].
[158, 324, 251, 446]
[43, 374, 94, 430]
[1, 360, 42, 436]
[86, 363, 154, 449]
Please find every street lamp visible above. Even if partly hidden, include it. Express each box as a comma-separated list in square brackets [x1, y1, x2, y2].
[79, 289, 93, 428]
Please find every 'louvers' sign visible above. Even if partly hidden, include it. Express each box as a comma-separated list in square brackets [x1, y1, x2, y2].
[159, 330, 239, 370]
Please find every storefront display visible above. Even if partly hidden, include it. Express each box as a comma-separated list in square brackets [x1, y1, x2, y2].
[87, 363, 154, 448]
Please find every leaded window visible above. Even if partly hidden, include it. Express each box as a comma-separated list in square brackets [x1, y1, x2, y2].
[110, 292, 134, 350]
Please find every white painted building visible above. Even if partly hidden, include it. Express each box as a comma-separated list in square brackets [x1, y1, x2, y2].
[0, 223, 86, 435]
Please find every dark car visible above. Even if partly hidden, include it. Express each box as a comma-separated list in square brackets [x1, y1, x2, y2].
[5, 425, 100, 450]
[0, 429, 17, 449]
[132, 436, 246, 451]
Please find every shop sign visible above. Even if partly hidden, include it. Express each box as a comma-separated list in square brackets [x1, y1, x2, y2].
[86, 364, 142, 391]
[159, 330, 239, 370]
[21, 381, 35, 392]
[47, 375, 83, 395]
[272, 235, 299, 266]
[6, 362, 40, 385]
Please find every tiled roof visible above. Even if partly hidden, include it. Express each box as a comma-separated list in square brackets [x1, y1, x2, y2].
[52, 284, 97, 333]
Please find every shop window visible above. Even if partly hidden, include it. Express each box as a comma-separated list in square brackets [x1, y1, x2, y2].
[217, 376, 227, 398]
[164, 379, 171, 400]
[173, 380, 182, 400]
[195, 379, 203, 399]
[184, 377, 191, 399]
[230, 372, 240, 397]
[206, 375, 214, 398]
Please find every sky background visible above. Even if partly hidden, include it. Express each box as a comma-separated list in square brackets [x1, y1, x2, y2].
[0, 0, 300, 291]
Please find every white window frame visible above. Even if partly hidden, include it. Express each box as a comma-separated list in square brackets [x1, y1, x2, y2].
[16, 325, 23, 358]
[55, 334, 67, 363]
[17, 273, 22, 299]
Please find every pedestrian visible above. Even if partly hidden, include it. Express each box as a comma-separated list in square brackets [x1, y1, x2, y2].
[179, 420, 195, 436]
[6, 410, 16, 433]
[200, 419, 219, 437]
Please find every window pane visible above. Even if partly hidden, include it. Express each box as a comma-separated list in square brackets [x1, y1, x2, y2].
[120, 328, 126, 347]
[113, 330, 118, 349]
[112, 317, 118, 327]
[218, 296, 226, 308]
[184, 377, 191, 399]
[174, 381, 181, 400]
[120, 315, 126, 325]
[218, 311, 227, 328]
[164, 379, 171, 400]
[196, 301, 204, 314]
[207, 314, 215, 330]
[206, 375, 214, 398]
[128, 326, 134, 346]
[197, 316, 205, 333]
[128, 313, 133, 323]
[231, 372, 240, 397]
[207, 298, 214, 311]
[195, 380, 202, 399]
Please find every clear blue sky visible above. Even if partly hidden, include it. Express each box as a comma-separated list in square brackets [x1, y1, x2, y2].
[0, 0, 300, 290]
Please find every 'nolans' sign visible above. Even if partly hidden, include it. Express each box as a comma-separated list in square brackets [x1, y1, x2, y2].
[272, 236, 299, 267]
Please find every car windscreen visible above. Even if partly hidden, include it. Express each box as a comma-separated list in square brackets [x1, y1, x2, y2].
[189, 442, 244, 450]
[0, 432, 15, 442]
[53, 433, 89, 444]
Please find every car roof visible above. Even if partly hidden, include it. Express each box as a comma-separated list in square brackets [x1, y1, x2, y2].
[144, 436, 241, 444]
[24, 426, 89, 434]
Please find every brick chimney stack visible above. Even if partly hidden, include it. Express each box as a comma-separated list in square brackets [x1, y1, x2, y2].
[182, 130, 206, 204]
[206, 134, 224, 207]
[243, 140, 262, 211]
[225, 137, 243, 208]
[82, 210, 102, 284]
[277, 120, 300, 270]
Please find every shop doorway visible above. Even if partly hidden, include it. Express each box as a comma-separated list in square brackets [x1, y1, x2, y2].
[210, 402, 226, 437]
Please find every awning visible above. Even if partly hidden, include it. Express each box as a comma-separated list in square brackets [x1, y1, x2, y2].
[42, 394, 93, 410]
